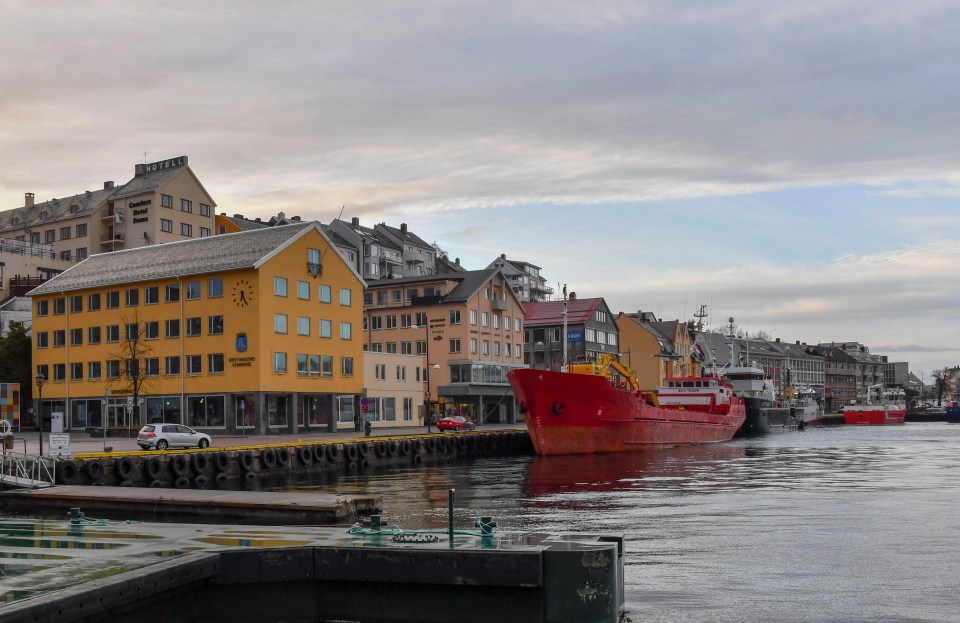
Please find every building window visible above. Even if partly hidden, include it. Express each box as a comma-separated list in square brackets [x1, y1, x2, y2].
[386, 315, 397, 329]
[402, 341, 412, 355]
[144, 321, 159, 340]
[208, 353, 225, 374]
[199, 203, 211, 217]
[275, 314, 288, 334]
[404, 397, 413, 421]
[106, 325, 120, 343]
[481, 312, 488, 327]
[401, 313, 412, 328]
[53, 330, 65, 347]
[88, 361, 102, 380]
[161, 218, 173, 233]
[107, 291, 120, 309]
[297, 281, 310, 300]
[483, 340, 490, 355]
[59, 250, 72, 261]
[106, 360, 120, 379]
[493, 314, 500, 329]
[208, 315, 224, 335]
[274, 277, 288, 297]
[321, 355, 333, 377]
[76, 223, 87, 237]
[145, 358, 160, 377]
[309, 354, 321, 378]
[363, 292, 374, 307]
[36, 300, 48, 316]
[416, 312, 427, 326]
[340, 288, 352, 306]
[125, 323, 139, 341]
[70, 295, 82, 313]
[161, 194, 173, 208]
[53, 298, 65, 315]
[45, 230, 55, 243]
[181, 222, 192, 236]
[273, 352, 287, 374]
[70, 328, 82, 346]
[208, 278, 223, 298]
[180, 198, 192, 213]
[386, 342, 397, 354]
[370, 316, 382, 331]
[470, 338, 478, 354]
[69, 362, 83, 381]
[199, 227, 211, 238]
[125, 288, 139, 307]
[36, 332, 48, 348]
[143, 286, 158, 305]
[165, 356, 180, 376]
[341, 357, 354, 377]
[87, 293, 100, 311]
[165, 283, 180, 302]
[185, 281, 201, 300]
[449, 310, 461, 325]
[297, 354, 308, 377]
[186, 317, 202, 336]
[52, 363, 65, 381]
[186, 355, 202, 375]
[315, 319, 331, 338]
[319, 284, 331, 303]
[60, 226, 71, 240]
[88, 327, 101, 344]
[450, 339, 462, 353]
[165, 319, 180, 338]
[297, 316, 310, 336]
[340, 322, 352, 340]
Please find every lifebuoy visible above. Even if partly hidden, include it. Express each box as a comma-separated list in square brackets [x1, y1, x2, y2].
[84, 460, 104, 482]
[345, 443, 359, 463]
[215, 452, 230, 472]
[115, 456, 134, 480]
[0, 420, 10, 436]
[260, 448, 277, 469]
[191, 453, 209, 473]
[239, 451, 255, 471]
[276, 447, 291, 468]
[57, 460, 79, 485]
[170, 455, 189, 477]
[146, 456, 163, 480]
[297, 446, 313, 465]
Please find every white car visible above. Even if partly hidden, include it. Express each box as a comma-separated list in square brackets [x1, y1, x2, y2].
[138, 424, 211, 451]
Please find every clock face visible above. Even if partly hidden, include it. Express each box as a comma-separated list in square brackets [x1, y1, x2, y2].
[232, 279, 254, 308]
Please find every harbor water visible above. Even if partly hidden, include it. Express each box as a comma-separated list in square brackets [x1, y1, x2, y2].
[275, 422, 960, 622]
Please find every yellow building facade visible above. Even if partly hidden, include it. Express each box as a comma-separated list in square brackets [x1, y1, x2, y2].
[616, 313, 699, 389]
[30, 223, 365, 434]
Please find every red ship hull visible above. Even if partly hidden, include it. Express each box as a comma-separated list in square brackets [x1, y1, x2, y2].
[843, 407, 906, 426]
[509, 368, 747, 456]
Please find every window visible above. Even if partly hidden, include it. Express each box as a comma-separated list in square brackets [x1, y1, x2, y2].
[69, 362, 82, 381]
[36, 300, 48, 316]
[144, 286, 159, 304]
[309, 354, 320, 378]
[180, 222, 193, 236]
[392, 290, 402, 304]
[88, 361, 102, 380]
[165, 283, 180, 302]
[401, 313, 412, 328]
[319, 319, 331, 338]
[161, 218, 173, 233]
[596, 310, 607, 323]
[297, 316, 310, 336]
[88, 327, 101, 344]
[515, 318, 522, 332]
[363, 292, 374, 306]
[106, 325, 120, 343]
[60, 226, 71, 240]
[87, 293, 100, 311]
[450, 339, 462, 353]
[125, 323, 139, 341]
[208, 278, 223, 298]
[144, 321, 159, 340]
[470, 338, 478, 354]
[274, 277, 288, 297]
[208, 353, 225, 374]
[273, 352, 287, 373]
[161, 194, 173, 208]
[377, 291, 387, 306]
[124, 288, 138, 307]
[185, 281, 201, 300]
[406, 288, 417, 302]
[415, 312, 427, 326]
[297, 354, 309, 377]
[45, 230, 55, 243]
[396, 366, 406, 382]
[494, 342, 501, 356]
[70, 328, 82, 346]
[340, 288, 352, 306]
[53, 330, 65, 347]
[53, 363, 65, 381]
[70, 295, 82, 313]
[208, 315, 224, 335]
[341, 356, 354, 376]
[585, 328, 596, 342]
[275, 314, 288, 334]
[386, 315, 397, 329]
[199, 203, 211, 217]
[186, 355, 202, 375]
[370, 316, 382, 330]
[165, 319, 180, 338]
[165, 356, 180, 376]
[106, 360, 121, 379]
[181, 198, 192, 212]
[186, 317, 202, 336]
[481, 312, 488, 327]
[319, 284, 331, 303]
[145, 358, 160, 377]
[76, 223, 87, 237]
[493, 314, 500, 329]
[125, 359, 139, 378]
[340, 322, 352, 340]
[76, 247, 87, 260]
[308, 248, 321, 275]
[53, 298, 65, 315]
[386, 342, 397, 353]
[60, 250, 72, 261]
[449, 310, 461, 325]
[402, 341, 412, 355]
[36, 332, 48, 348]
[483, 340, 490, 355]
[404, 397, 413, 421]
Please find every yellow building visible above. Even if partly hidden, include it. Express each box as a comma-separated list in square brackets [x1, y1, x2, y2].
[29, 222, 365, 435]
[615, 312, 699, 389]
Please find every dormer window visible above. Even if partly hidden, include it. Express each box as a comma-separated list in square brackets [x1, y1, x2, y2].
[40, 211, 48, 220]
[70, 205, 79, 214]
[10, 217, 18, 226]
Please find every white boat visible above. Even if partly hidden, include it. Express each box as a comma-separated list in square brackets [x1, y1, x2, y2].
[787, 385, 823, 429]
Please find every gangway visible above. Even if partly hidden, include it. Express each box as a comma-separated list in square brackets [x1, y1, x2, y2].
[0, 428, 55, 488]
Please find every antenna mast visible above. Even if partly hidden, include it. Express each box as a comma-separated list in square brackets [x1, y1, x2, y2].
[561, 284, 568, 371]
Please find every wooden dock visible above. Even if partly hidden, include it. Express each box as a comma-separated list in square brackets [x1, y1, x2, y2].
[0, 485, 381, 525]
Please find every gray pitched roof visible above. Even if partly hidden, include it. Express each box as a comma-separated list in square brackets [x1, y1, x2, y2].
[378, 223, 432, 249]
[30, 222, 313, 295]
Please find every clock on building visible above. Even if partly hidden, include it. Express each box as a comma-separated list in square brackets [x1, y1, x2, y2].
[232, 279, 254, 307]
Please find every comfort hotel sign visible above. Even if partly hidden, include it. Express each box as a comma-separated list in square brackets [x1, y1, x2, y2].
[135, 156, 188, 176]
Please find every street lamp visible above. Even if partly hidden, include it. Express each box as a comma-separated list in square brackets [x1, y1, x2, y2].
[35, 371, 45, 459]
[412, 322, 442, 430]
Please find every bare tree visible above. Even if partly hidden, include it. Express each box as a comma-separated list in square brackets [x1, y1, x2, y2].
[931, 367, 951, 406]
[109, 310, 154, 429]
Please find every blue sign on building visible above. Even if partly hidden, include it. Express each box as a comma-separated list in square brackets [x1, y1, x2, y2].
[236, 333, 248, 352]
[567, 330, 584, 342]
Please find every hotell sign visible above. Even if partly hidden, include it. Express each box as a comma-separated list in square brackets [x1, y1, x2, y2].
[135, 155, 188, 176]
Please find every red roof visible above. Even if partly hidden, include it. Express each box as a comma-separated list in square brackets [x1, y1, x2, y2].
[522, 297, 603, 327]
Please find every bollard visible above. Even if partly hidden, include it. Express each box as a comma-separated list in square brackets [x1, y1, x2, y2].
[364, 420, 372, 437]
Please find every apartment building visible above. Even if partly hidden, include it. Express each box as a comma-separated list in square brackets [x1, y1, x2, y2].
[363, 352, 425, 428]
[523, 295, 618, 369]
[362, 269, 526, 425]
[29, 223, 365, 435]
[616, 312, 699, 388]
[809, 345, 858, 411]
[487, 254, 553, 302]
[774, 340, 825, 396]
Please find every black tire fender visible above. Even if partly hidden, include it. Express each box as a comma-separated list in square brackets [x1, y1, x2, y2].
[239, 451, 255, 471]
[145, 456, 163, 480]
[191, 452, 209, 473]
[170, 455, 189, 477]
[215, 452, 230, 472]
[57, 460, 79, 485]
[276, 446, 291, 467]
[297, 446, 313, 466]
[260, 448, 277, 469]
[84, 460, 104, 482]
[115, 456, 135, 480]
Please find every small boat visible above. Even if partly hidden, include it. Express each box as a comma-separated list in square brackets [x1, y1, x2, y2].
[508, 355, 746, 456]
[946, 402, 960, 424]
[787, 385, 823, 430]
[707, 361, 797, 436]
[843, 385, 906, 425]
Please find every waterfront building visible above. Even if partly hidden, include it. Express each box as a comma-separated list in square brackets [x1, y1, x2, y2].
[774, 340, 825, 396]
[615, 311, 698, 388]
[29, 223, 365, 435]
[807, 344, 858, 412]
[328, 218, 404, 281]
[362, 352, 425, 428]
[0, 241, 76, 336]
[373, 222, 437, 279]
[523, 294, 618, 369]
[486, 255, 554, 302]
[702, 333, 787, 390]
[0, 156, 216, 262]
[817, 341, 886, 400]
[362, 269, 526, 425]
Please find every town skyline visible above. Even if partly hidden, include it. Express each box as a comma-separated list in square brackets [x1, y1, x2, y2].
[2, 1, 959, 376]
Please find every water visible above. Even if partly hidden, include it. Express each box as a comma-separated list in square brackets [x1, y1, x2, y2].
[276, 423, 960, 622]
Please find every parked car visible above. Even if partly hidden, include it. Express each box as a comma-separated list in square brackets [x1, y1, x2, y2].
[436, 415, 476, 432]
[138, 424, 211, 450]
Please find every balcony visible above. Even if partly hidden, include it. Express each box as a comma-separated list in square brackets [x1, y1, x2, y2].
[492, 299, 509, 311]
[381, 249, 402, 265]
[99, 233, 125, 246]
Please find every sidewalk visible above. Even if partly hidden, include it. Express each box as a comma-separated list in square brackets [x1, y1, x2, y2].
[9, 423, 528, 456]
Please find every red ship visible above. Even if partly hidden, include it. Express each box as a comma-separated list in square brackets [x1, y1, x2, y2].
[843, 384, 906, 425]
[508, 356, 747, 456]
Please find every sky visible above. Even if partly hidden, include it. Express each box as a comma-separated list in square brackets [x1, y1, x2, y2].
[2, 1, 959, 380]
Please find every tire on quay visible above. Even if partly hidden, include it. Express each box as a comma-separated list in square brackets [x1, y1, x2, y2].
[325, 443, 342, 463]
[214, 452, 231, 473]
[191, 453, 209, 474]
[344, 443, 359, 463]
[170, 455, 189, 478]
[145, 456, 164, 481]
[115, 456, 135, 481]
[260, 448, 277, 469]
[297, 446, 313, 466]
[276, 447, 291, 468]
[57, 460, 80, 485]
[84, 460, 105, 483]
[239, 451, 255, 472]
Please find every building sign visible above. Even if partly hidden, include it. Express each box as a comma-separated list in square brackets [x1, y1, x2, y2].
[230, 356, 255, 368]
[236, 333, 248, 352]
[0, 383, 20, 428]
[135, 156, 188, 176]
[129, 199, 152, 208]
[567, 330, 584, 342]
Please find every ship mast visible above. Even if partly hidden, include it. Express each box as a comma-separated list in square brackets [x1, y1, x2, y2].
[561, 284, 568, 372]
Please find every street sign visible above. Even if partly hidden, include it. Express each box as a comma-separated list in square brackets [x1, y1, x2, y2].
[425, 391, 431, 400]
[361, 405, 369, 413]
[48, 433, 72, 458]
[126, 396, 134, 407]
[360, 397, 369, 407]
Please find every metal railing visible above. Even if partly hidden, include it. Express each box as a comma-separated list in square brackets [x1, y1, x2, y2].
[0, 441, 55, 488]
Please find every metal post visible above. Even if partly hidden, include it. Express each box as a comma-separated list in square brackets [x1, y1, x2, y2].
[35, 372, 45, 459]
[561, 284, 568, 371]
[103, 388, 109, 453]
[448, 488, 455, 547]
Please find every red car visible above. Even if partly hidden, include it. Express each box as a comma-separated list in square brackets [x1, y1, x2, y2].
[436, 416, 476, 431]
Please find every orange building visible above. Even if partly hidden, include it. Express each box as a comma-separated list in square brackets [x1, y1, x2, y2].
[615, 311, 698, 388]
[29, 223, 365, 435]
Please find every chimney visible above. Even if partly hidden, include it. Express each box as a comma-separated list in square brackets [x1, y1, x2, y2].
[24, 193, 34, 208]
[233, 214, 244, 219]
[569, 292, 577, 301]
[103, 181, 114, 189]
[455, 258, 460, 266]
[352, 217, 359, 226]
[292, 215, 301, 222]
[796, 340, 801, 345]
[401, 223, 408, 234]
[500, 253, 506, 260]
[277, 212, 286, 220]
[255, 218, 262, 223]
[775, 338, 780, 343]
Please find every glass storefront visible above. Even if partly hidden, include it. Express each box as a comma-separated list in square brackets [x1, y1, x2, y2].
[188, 395, 225, 428]
[236, 395, 256, 429]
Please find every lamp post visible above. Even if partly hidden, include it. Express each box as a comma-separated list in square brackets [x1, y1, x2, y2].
[35, 371, 45, 459]
[413, 321, 440, 431]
